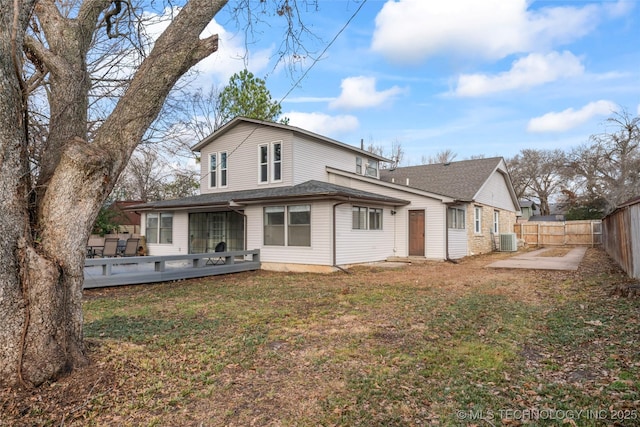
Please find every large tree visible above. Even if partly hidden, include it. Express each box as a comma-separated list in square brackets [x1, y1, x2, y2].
[0, 0, 229, 387]
[566, 111, 640, 215]
[507, 149, 566, 216]
[217, 69, 283, 128]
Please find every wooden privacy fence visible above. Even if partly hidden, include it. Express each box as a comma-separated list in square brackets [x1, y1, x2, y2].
[602, 198, 640, 279]
[514, 220, 602, 247]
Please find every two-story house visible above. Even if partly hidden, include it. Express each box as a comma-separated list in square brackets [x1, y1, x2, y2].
[128, 117, 520, 271]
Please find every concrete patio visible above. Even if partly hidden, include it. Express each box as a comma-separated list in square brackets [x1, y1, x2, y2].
[487, 247, 588, 271]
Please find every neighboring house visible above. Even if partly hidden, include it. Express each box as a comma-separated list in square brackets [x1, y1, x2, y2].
[108, 200, 142, 234]
[518, 200, 539, 221]
[127, 117, 520, 271]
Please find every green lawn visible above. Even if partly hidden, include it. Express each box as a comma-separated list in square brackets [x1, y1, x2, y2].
[3, 248, 639, 426]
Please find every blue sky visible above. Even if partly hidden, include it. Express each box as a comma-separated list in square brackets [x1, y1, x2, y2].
[181, 0, 640, 165]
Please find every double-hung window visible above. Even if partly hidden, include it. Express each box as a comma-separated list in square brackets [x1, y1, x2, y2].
[448, 207, 465, 229]
[352, 206, 383, 230]
[365, 159, 379, 177]
[474, 206, 482, 234]
[209, 151, 228, 188]
[146, 212, 173, 244]
[493, 210, 500, 233]
[259, 141, 283, 184]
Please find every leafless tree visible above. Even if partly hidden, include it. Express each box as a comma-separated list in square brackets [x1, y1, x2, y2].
[566, 110, 640, 214]
[507, 149, 566, 215]
[421, 149, 457, 165]
[0, 0, 317, 388]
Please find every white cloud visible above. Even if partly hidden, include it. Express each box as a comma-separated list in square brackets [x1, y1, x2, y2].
[371, 0, 603, 63]
[285, 112, 359, 135]
[527, 100, 617, 132]
[329, 76, 405, 110]
[454, 51, 584, 97]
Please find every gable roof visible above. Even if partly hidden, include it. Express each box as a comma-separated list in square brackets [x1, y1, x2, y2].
[191, 116, 390, 162]
[126, 180, 410, 212]
[380, 157, 507, 201]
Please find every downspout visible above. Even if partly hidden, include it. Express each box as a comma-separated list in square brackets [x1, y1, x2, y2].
[444, 202, 458, 264]
[332, 201, 351, 273]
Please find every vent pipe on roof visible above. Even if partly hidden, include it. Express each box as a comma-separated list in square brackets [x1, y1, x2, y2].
[360, 138, 364, 150]
[406, 178, 410, 186]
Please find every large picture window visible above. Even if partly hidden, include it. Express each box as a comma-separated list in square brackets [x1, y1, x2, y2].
[264, 205, 311, 247]
[146, 212, 173, 244]
[352, 206, 383, 230]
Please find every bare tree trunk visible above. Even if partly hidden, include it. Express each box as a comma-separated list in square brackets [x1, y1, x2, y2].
[0, 0, 226, 387]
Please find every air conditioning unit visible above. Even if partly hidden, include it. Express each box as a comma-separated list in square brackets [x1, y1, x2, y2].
[499, 233, 517, 252]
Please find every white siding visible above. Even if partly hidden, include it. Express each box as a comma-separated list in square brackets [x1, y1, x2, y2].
[198, 122, 381, 194]
[246, 202, 333, 266]
[475, 171, 517, 211]
[291, 137, 378, 184]
[335, 204, 396, 265]
[142, 212, 190, 256]
[448, 229, 467, 259]
[330, 176, 448, 260]
[199, 123, 294, 193]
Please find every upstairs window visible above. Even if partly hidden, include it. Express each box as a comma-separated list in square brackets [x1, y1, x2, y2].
[259, 145, 269, 183]
[209, 151, 228, 188]
[272, 142, 282, 181]
[365, 159, 378, 177]
[259, 141, 283, 184]
[220, 152, 228, 187]
[356, 157, 362, 175]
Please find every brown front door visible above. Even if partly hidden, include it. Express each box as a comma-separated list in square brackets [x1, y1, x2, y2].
[409, 210, 425, 256]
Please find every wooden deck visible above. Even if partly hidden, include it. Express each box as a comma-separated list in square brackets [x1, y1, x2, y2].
[83, 250, 260, 288]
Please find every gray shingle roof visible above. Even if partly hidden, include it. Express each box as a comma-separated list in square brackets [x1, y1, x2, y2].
[380, 157, 504, 201]
[127, 180, 410, 211]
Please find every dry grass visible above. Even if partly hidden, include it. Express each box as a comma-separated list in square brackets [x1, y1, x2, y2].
[2, 248, 639, 426]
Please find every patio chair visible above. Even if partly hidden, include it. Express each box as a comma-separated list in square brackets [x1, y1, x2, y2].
[101, 237, 120, 257]
[122, 238, 140, 257]
[206, 241, 226, 265]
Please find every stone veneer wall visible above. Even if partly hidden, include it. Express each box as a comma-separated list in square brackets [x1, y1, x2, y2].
[466, 204, 517, 255]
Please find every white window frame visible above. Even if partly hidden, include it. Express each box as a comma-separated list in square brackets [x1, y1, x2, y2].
[493, 210, 500, 234]
[263, 205, 311, 247]
[474, 206, 482, 234]
[448, 207, 466, 230]
[258, 141, 283, 184]
[259, 144, 269, 184]
[209, 153, 217, 188]
[352, 206, 383, 230]
[209, 151, 228, 189]
[356, 156, 362, 175]
[220, 151, 228, 187]
[272, 142, 282, 183]
[146, 212, 173, 244]
[365, 159, 378, 178]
